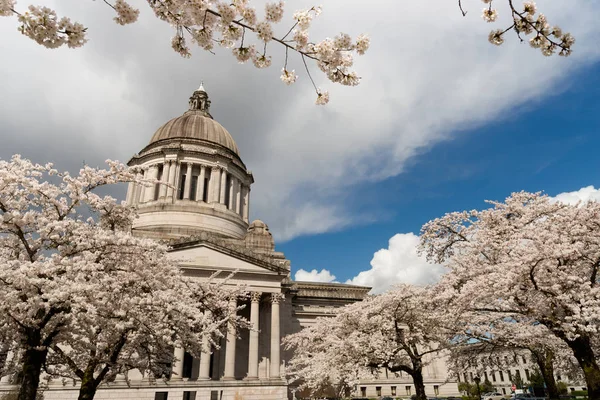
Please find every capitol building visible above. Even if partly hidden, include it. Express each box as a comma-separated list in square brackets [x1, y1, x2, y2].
[0, 86, 458, 400]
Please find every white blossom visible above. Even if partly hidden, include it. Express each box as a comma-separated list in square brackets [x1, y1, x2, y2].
[113, 0, 139, 25]
[0, 0, 15, 16]
[265, 1, 284, 23]
[252, 53, 271, 68]
[315, 90, 329, 105]
[482, 8, 498, 22]
[232, 45, 255, 63]
[355, 34, 370, 55]
[280, 68, 297, 85]
[255, 21, 273, 42]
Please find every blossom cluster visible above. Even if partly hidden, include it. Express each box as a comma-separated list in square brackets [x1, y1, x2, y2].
[480, 0, 574, 56]
[1, 0, 370, 104]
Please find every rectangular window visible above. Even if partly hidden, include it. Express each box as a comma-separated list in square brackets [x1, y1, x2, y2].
[154, 165, 163, 200]
[470, 372, 474, 381]
[391, 386, 397, 396]
[434, 385, 440, 396]
[376, 387, 382, 396]
[499, 371, 504, 382]
[457, 374, 461, 383]
[502, 389, 506, 395]
[203, 170, 211, 202]
[182, 352, 193, 379]
[406, 386, 412, 396]
[525, 369, 530, 380]
[178, 174, 186, 200]
[183, 392, 196, 400]
[516, 370, 521, 379]
[155, 393, 168, 400]
[224, 174, 231, 207]
[485, 371, 489, 381]
[190, 176, 198, 201]
[210, 391, 219, 400]
[492, 372, 497, 382]
[360, 387, 367, 397]
[508, 370, 512, 382]
[522, 356, 527, 364]
[464, 373, 469, 383]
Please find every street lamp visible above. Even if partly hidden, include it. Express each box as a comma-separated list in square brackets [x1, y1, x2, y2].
[474, 376, 482, 400]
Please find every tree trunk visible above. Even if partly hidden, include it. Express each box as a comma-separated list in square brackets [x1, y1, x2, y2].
[77, 369, 100, 400]
[568, 335, 600, 400]
[411, 367, 427, 400]
[17, 346, 47, 400]
[531, 348, 559, 400]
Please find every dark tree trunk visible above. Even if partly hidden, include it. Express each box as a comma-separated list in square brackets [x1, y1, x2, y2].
[411, 366, 427, 400]
[77, 369, 100, 400]
[531, 348, 559, 400]
[568, 335, 600, 400]
[17, 346, 47, 400]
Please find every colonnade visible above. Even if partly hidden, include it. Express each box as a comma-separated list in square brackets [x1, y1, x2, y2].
[126, 160, 250, 222]
[171, 292, 283, 381]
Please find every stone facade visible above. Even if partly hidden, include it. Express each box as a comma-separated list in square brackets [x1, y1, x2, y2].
[0, 86, 461, 400]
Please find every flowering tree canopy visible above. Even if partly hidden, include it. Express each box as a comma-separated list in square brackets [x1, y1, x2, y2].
[0, 0, 574, 104]
[0, 155, 245, 400]
[420, 191, 600, 400]
[284, 284, 458, 400]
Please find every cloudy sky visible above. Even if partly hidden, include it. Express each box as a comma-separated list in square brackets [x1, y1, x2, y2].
[1, 0, 599, 293]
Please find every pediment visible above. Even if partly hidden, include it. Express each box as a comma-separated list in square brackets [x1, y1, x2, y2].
[168, 244, 280, 274]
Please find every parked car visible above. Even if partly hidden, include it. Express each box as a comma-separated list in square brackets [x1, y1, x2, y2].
[483, 392, 510, 400]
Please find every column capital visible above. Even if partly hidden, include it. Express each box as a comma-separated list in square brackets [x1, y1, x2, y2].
[270, 293, 284, 304]
[250, 292, 262, 303]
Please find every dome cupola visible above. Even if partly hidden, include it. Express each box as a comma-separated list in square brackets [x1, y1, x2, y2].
[126, 84, 254, 240]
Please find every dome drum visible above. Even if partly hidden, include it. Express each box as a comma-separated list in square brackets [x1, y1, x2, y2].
[126, 86, 253, 240]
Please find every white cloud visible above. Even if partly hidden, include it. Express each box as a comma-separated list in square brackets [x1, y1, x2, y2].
[552, 186, 600, 204]
[347, 233, 446, 294]
[1, 0, 600, 241]
[294, 268, 337, 283]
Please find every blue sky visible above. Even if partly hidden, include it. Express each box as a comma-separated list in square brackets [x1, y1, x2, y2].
[281, 61, 600, 286]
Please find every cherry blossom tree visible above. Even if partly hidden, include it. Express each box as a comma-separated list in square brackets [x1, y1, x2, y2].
[0, 155, 245, 400]
[284, 284, 459, 400]
[419, 191, 600, 400]
[0, 0, 574, 104]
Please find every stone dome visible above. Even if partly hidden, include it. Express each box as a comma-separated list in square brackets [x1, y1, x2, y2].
[147, 85, 239, 155]
[149, 111, 239, 155]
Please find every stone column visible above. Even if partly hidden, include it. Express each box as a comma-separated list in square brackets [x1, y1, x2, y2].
[183, 163, 193, 199]
[210, 166, 220, 203]
[166, 160, 177, 200]
[228, 176, 235, 211]
[242, 186, 250, 222]
[198, 335, 211, 380]
[219, 169, 227, 205]
[172, 347, 185, 381]
[270, 293, 283, 379]
[235, 180, 242, 215]
[125, 182, 134, 205]
[223, 298, 237, 380]
[247, 292, 261, 380]
[197, 165, 206, 202]
[143, 165, 159, 203]
[159, 161, 170, 199]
